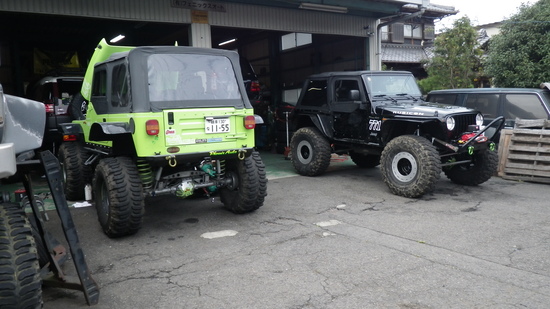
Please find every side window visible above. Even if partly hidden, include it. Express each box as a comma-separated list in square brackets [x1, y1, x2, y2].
[464, 94, 499, 117]
[300, 79, 327, 107]
[91, 69, 107, 97]
[504, 94, 546, 119]
[111, 63, 130, 107]
[334, 79, 361, 102]
[428, 94, 456, 105]
[91, 68, 108, 114]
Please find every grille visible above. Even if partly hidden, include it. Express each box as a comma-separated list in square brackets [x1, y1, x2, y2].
[451, 114, 477, 139]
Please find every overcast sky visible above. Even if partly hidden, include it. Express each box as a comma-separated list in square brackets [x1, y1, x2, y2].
[432, 0, 535, 31]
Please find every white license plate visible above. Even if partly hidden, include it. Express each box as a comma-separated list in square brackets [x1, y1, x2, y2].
[205, 117, 230, 133]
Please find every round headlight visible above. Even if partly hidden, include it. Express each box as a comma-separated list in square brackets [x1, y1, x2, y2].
[476, 113, 484, 126]
[446, 116, 455, 131]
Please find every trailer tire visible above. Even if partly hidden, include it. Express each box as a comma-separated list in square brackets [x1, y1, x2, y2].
[0, 203, 42, 309]
[93, 157, 144, 238]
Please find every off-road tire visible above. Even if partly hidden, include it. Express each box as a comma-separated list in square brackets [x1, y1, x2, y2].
[0, 203, 42, 309]
[58, 143, 92, 201]
[350, 152, 380, 168]
[220, 153, 262, 214]
[290, 127, 331, 176]
[69, 92, 88, 120]
[380, 135, 441, 198]
[251, 151, 268, 208]
[93, 157, 144, 238]
[444, 150, 498, 185]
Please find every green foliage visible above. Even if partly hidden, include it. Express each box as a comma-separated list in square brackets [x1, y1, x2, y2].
[485, 0, 550, 87]
[421, 17, 482, 91]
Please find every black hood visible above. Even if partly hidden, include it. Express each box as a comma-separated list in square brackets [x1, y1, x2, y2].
[375, 101, 478, 119]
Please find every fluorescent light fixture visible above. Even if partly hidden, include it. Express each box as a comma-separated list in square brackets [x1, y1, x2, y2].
[299, 3, 348, 13]
[109, 35, 125, 43]
[218, 38, 236, 46]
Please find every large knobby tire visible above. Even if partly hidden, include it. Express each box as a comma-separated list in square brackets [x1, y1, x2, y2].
[290, 127, 331, 176]
[380, 135, 441, 198]
[220, 152, 264, 214]
[350, 152, 381, 168]
[444, 150, 499, 186]
[68, 92, 88, 120]
[58, 142, 92, 201]
[93, 157, 144, 238]
[0, 203, 42, 309]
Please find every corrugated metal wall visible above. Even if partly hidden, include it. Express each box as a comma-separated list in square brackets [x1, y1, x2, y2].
[0, 0, 376, 37]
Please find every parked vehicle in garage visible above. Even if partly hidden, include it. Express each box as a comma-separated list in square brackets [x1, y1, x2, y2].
[426, 83, 550, 129]
[58, 39, 267, 238]
[26, 75, 84, 154]
[0, 84, 99, 306]
[289, 71, 505, 198]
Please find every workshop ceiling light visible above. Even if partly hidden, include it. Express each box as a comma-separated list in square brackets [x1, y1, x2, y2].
[218, 38, 236, 46]
[109, 34, 125, 43]
[299, 3, 348, 13]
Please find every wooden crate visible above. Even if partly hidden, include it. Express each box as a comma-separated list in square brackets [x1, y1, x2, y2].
[498, 119, 550, 184]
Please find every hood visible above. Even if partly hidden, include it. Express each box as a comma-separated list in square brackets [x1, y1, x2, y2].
[375, 101, 477, 119]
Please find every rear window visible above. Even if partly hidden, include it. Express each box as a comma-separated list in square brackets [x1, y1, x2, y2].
[503, 94, 547, 120]
[147, 54, 242, 102]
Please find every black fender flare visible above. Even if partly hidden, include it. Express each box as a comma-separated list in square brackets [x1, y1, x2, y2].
[305, 113, 333, 139]
[89, 119, 135, 141]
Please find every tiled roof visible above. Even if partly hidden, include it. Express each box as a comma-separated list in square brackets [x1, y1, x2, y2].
[381, 44, 431, 63]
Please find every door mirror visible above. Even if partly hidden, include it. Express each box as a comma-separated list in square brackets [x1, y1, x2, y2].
[349, 90, 360, 101]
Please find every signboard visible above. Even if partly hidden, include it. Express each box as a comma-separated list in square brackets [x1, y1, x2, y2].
[171, 0, 226, 12]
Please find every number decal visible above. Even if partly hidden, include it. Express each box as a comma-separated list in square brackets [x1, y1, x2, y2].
[369, 119, 382, 131]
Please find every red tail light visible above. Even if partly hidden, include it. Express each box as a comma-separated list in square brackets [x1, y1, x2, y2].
[244, 115, 256, 129]
[146, 119, 160, 135]
[63, 134, 77, 141]
[45, 104, 55, 114]
[250, 81, 261, 94]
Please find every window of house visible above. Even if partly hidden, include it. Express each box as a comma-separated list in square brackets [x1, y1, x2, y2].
[281, 33, 312, 50]
[404, 24, 422, 39]
[380, 26, 389, 42]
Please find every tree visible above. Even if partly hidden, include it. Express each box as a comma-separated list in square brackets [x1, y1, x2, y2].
[484, 0, 550, 87]
[418, 17, 482, 93]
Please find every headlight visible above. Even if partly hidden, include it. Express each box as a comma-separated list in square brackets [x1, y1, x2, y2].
[446, 116, 455, 131]
[476, 113, 484, 126]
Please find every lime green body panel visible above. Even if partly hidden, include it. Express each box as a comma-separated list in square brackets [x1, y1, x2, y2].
[78, 107, 255, 157]
[81, 39, 134, 101]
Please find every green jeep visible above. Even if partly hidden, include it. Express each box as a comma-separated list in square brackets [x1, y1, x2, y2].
[59, 39, 267, 237]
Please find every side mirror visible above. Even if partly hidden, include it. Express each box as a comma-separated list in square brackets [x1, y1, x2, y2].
[349, 90, 360, 101]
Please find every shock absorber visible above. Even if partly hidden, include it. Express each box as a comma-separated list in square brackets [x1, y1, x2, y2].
[136, 159, 153, 190]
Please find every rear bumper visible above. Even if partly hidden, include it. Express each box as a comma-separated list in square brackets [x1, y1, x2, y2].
[141, 147, 255, 166]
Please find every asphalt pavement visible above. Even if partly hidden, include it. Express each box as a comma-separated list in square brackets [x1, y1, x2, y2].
[42, 151, 550, 308]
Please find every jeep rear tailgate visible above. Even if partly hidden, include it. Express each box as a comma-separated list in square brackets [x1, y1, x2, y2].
[162, 107, 255, 153]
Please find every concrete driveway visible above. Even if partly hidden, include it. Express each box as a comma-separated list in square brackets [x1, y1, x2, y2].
[42, 152, 550, 308]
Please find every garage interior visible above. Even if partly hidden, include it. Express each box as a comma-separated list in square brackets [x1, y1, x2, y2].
[0, 0, 444, 150]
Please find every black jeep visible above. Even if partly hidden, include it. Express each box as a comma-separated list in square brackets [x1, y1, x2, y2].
[289, 71, 505, 197]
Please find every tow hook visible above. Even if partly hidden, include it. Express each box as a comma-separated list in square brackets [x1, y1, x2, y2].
[238, 149, 246, 160]
[165, 155, 177, 167]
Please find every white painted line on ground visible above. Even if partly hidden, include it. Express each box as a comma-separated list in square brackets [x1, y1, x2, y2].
[201, 230, 238, 239]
